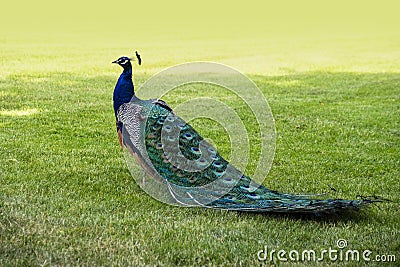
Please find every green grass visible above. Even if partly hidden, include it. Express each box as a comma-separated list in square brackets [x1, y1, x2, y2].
[1, 33, 399, 266]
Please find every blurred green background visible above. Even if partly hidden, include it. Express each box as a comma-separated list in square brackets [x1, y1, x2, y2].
[2, 0, 399, 36]
[1, 0, 399, 75]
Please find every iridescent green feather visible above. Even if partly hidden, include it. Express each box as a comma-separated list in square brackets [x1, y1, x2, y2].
[121, 101, 380, 214]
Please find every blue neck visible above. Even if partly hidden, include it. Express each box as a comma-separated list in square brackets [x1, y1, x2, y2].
[113, 67, 136, 119]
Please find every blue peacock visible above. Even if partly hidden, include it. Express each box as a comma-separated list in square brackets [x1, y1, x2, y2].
[112, 53, 380, 214]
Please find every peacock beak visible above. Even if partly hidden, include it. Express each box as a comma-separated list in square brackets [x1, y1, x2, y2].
[112, 60, 118, 64]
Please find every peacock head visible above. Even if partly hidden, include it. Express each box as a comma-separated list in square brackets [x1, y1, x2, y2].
[112, 56, 132, 70]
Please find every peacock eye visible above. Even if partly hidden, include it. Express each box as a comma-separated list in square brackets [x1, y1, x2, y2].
[120, 57, 130, 64]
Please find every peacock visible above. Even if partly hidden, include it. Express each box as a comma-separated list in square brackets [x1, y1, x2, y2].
[112, 53, 380, 214]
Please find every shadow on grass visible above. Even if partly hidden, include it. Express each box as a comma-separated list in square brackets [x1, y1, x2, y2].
[233, 203, 385, 223]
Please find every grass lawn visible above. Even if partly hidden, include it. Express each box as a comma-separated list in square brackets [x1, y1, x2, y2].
[1, 4, 400, 265]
